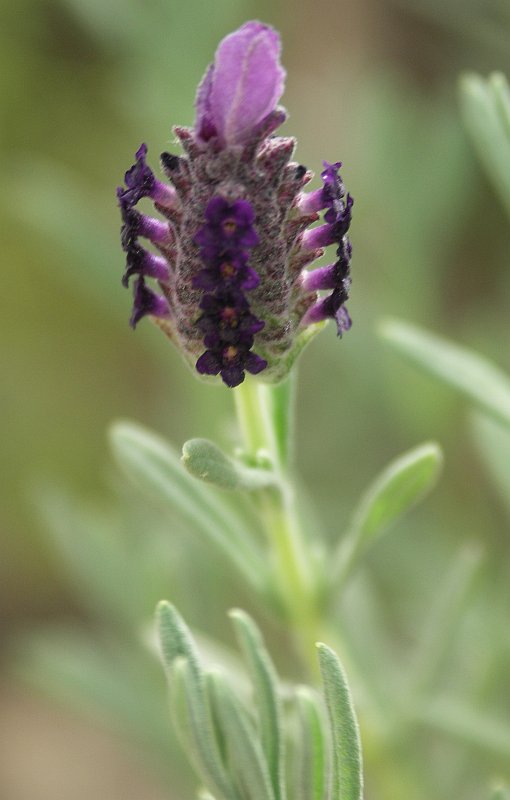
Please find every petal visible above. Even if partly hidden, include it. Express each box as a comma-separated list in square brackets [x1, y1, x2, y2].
[210, 21, 286, 145]
[334, 305, 352, 336]
[130, 278, 169, 328]
[192, 269, 218, 291]
[194, 64, 217, 141]
[196, 350, 221, 375]
[123, 245, 169, 286]
[245, 351, 268, 374]
[205, 196, 230, 223]
[240, 267, 260, 290]
[231, 199, 256, 224]
[220, 365, 245, 387]
[301, 263, 338, 292]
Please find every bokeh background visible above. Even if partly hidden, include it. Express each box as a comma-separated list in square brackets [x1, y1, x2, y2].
[1, 0, 510, 798]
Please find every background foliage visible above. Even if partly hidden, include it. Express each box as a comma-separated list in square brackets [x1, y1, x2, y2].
[1, 0, 510, 798]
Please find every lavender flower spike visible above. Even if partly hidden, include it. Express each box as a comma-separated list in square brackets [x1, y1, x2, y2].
[117, 22, 354, 387]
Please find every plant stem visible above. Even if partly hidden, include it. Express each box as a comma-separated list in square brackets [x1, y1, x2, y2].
[234, 376, 320, 669]
[234, 378, 269, 456]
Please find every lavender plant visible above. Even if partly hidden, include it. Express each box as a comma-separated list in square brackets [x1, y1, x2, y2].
[13, 18, 510, 800]
[114, 22, 363, 798]
[112, 21, 451, 800]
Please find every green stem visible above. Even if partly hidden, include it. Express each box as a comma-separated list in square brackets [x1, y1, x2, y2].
[234, 379, 269, 456]
[233, 376, 320, 669]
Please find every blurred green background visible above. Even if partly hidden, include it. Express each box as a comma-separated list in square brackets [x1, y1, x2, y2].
[1, 0, 510, 798]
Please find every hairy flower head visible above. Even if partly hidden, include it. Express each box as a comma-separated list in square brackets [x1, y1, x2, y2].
[117, 22, 353, 387]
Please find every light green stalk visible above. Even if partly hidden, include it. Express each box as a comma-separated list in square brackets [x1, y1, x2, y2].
[233, 375, 321, 669]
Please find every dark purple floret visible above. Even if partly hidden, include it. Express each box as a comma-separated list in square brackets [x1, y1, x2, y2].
[194, 198, 260, 257]
[122, 144, 155, 205]
[119, 144, 177, 210]
[192, 251, 260, 291]
[196, 340, 267, 388]
[197, 291, 265, 341]
[118, 190, 171, 250]
[301, 259, 350, 292]
[130, 277, 169, 329]
[193, 194, 265, 386]
[300, 161, 353, 333]
[122, 244, 169, 287]
[302, 288, 352, 336]
[322, 161, 344, 204]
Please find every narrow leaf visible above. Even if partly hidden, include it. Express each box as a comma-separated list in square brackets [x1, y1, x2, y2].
[208, 670, 276, 800]
[156, 601, 202, 677]
[170, 658, 234, 800]
[471, 413, 510, 518]
[317, 643, 363, 800]
[110, 421, 267, 591]
[294, 687, 328, 800]
[182, 438, 277, 491]
[380, 318, 510, 428]
[229, 609, 285, 800]
[157, 603, 234, 800]
[333, 442, 442, 585]
[407, 544, 482, 696]
[460, 72, 510, 220]
[415, 697, 510, 762]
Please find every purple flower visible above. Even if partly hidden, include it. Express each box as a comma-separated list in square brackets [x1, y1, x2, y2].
[194, 198, 260, 256]
[119, 144, 176, 208]
[196, 340, 267, 388]
[130, 278, 170, 329]
[117, 21, 353, 387]
[195, 22, 286, 146]
[192, 251, 260, 292]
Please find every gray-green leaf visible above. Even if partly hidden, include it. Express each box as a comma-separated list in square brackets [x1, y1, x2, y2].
[406, 544, 482, 697]
[333, 441, 442, 585]
[229, 610, 286, 800]
[471, 413, 510, 519]
[414, 697, 510, 763]
[110, 422, 267, 591]
[380, 318, 510, 428]
[317, 643, 363, 800]
[170, 657, 235, 800]
[294, 687, 328, 800]
[182, 438, 277, 491]
[157, 603, 234, 800]
[460, 72, 510, 220]
[207, 670, 276, 800]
